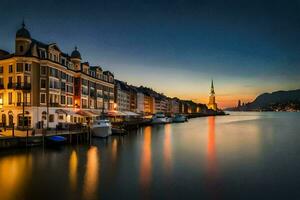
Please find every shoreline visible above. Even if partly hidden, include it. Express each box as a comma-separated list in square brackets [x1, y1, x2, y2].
[0, 111, 227, 149]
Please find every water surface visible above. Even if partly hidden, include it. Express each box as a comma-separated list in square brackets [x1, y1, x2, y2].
[1, 112, 300, 199]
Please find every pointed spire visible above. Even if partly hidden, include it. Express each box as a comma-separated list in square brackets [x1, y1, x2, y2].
[22, 18, 25, 28]
[211, 79, 215, 94]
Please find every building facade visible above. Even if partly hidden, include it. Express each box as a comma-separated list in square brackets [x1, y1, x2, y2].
[0, 23, 114, 129]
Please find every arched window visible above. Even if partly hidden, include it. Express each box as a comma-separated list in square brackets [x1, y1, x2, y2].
[20, 45, 24, 52]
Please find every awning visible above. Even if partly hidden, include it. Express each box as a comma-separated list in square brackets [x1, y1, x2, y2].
[122, 111, 140, 116]
[76, 110, 99, 117]
[107, 110, 127, 117]
[55, 109, 67, 115]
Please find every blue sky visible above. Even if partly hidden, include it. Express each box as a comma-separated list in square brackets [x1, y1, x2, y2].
[0, 0, 300, 107]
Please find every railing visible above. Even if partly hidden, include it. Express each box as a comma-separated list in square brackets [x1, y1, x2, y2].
[16, 102, 31, 106]
[49, 102, 60, 107]
[7, 82, 31, 90]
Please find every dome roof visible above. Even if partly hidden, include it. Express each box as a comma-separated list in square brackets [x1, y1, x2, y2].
[71, 46, 81, 59]
[16, 21, 31, 39]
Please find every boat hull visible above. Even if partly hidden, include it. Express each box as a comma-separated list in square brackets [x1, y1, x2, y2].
[92, 126, 112, 138]
[151, 118, 168, 124]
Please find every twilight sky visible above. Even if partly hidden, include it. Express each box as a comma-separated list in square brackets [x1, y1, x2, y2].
[0, 0, 300, 108]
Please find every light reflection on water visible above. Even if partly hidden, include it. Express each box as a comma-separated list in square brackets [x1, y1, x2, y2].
[140, 126, 152, 192]
[83, 146, 99, 200]
[1, 112, 300, 199]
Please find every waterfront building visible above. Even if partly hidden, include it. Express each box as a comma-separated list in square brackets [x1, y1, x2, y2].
[136, 87, 155, 115]
[0, 23, 114, 129]
[115, 80, 131, 112]
[207, 80, 218, 111]
[169, 97, 180, 114]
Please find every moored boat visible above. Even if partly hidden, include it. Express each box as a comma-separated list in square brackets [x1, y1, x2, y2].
[91, 119, 112, 138]
[173, 114, 187, 123]
[46, 135, 67, 145]
[151, 112, 168, 124]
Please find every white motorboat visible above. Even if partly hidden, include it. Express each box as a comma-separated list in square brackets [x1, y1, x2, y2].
[173, 114, 187, 123]
[91, 119, 112, 138]
[151, 113, 168, 124]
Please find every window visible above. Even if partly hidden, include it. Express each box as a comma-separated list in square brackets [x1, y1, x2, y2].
[25, 63, 31, 72]
[20, 46, 24, 52]
[61, 95, 66, 105]
[40, 79, 46, 89]
[49, 114, 54, 122]
[67, 97, 73, 105]
[17, 76, 21, 84]
[58, 115, 64, 120]
[40, 50, 46, 59]
[40, 66, 46, 75]
[8, 92, 12, 104]
[0, 66, 3, 73]
[16, 63, 23, 72]
[40, 93, 46, 104]
[24, 93, 31, 105]
[9, 65, 13, 73]
[8, 77, 13, 84]
[0, 93, 3, 105]
[17, 93, 22, 103]
[61, 82, 65, 91]
[24, 76, 30, 84]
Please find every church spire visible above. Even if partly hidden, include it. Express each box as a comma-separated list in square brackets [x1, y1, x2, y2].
[211, 79, 215, 94]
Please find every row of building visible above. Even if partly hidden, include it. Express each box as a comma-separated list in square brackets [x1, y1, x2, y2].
[0, 22, 214, 129]
[115, 80, 208, 115]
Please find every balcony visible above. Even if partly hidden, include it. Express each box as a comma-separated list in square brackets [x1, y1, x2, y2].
[7, 82, 31, 90]
[49, 102, 60, 107]
[16, 102, 31, 107]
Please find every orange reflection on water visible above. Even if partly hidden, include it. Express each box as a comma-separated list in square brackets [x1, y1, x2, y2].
[83, 146, 99, 200]
[140, 126, 152, 190]
[112, 138, 118, 162]
[164, 124, 172, 174]
[206, 116, 220, 199]
[207, 116, 217, 176]
[69, 150, 78, 191]
[0, 154, 32, 200]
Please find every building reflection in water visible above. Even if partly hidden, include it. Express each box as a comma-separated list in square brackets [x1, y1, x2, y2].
[69, 149, 78, 191]
[164, 124, 172, 174]
[140, 126, 152, 192]
[0, 154, 32, 200]
[83, 146, 99, 200]
[112, 138, 118, 163]
[206, 116, 219, 199]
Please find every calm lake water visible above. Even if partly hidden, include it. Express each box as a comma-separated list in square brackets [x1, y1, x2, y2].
[1, 112, 300, 200]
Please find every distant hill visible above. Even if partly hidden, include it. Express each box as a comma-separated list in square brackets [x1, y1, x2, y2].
[226, 89, 300, 111]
